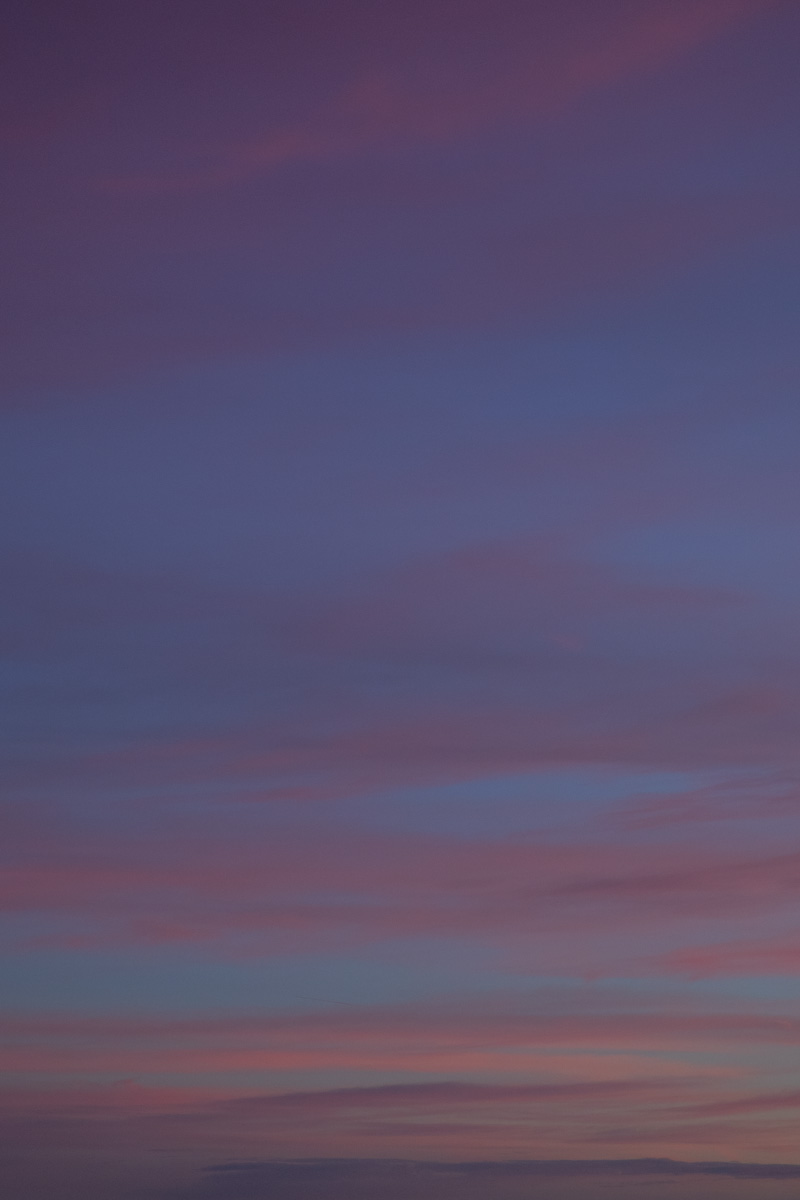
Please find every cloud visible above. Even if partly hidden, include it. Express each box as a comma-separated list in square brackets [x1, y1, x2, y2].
[611, 772, 800, 829]
[5, 1069, 800, 1185]
[7, 701, 800, 967]
[657, 937, 800, 978]
[5, 530, 797, 851]
[6, 814, 800, 955]
[4, 998, 800, 1081]
[4, 0, 792, 394]
[102, 0, 775, 191]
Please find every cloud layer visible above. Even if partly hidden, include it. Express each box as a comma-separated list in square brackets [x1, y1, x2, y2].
[2, 1, 800, 1196]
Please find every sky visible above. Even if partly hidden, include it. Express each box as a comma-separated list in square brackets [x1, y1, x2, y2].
[2, 1, 800, 1196]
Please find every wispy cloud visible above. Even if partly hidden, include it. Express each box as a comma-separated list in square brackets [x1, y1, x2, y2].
[102, 1, 775, 192]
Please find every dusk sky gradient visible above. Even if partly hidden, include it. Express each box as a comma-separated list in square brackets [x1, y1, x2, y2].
[3, 1, 800, 1197]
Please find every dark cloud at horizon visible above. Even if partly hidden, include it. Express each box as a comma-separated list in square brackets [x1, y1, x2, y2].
[205, 1155, 800, 1178]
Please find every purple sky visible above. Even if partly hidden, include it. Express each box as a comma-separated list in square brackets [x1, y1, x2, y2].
[3, 1, 800, 1196]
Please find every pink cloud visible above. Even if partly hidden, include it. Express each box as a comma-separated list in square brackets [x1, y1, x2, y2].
[6, 781, 800, 968]
[3, 991, 797, 1163]
[0, 1041, 795, 1165]
[2, 1000, 800, 1081]
[102, 1, 774, 192]
[658, 937, 800, 978]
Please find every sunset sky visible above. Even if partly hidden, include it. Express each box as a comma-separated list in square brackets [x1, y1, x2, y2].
[2, 2, 800, 1197]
